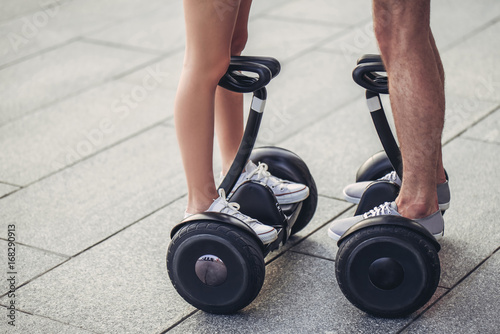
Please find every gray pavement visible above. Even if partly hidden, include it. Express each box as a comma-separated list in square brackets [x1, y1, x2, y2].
[0, 0, 499, 333]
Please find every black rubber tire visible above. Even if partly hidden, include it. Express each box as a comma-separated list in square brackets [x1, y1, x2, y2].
[335, 225, 440, 318]
[355, 151, 394, 182]
[250, 146, 318, 235]
[167, 221, 265, 314]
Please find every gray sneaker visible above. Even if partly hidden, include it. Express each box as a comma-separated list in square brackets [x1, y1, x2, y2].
[343, 171, 450, 211]
[327, 201, 444, 241]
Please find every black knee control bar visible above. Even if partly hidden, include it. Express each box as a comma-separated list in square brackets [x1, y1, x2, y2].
[352, 54, 388, 94]
[217, 56, 281, 197]
[218, 56, 280, 95]
[352, 54, 403, 178]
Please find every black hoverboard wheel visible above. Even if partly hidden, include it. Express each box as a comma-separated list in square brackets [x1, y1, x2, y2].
[335, 220, 440, 318]
[250, 146, 317, 235]
[167, 221, 265, 314]
[355, 150, 394, 182]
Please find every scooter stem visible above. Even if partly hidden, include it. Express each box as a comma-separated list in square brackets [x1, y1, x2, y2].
[218, 88, 267, 195]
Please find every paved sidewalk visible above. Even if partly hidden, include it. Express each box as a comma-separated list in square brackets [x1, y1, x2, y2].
[1, 0, 499, 333]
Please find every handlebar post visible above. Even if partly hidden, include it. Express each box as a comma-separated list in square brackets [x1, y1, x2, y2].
[218, 88, 267, 195]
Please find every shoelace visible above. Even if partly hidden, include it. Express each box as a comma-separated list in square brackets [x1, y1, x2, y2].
[381, 171, 399, 182]
[363, 202, 393, 218]
[217, 189, 255, 223]
[247, 162, 286, 191]
[217, 188, 241, 212]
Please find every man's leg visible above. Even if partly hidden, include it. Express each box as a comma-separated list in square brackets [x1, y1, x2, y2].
[429, 30, 448, 185]
[373, 0, 445, 219]
[328, 0, 447, 241]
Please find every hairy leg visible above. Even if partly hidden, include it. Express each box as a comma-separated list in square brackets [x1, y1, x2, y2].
[373, 0, 445, 218]
[215, 0, 252, 175]
[175, 0, 242, 214]
[429, 30, 448, 184]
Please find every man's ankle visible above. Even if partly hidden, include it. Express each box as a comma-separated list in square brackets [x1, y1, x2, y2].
[436, 170, 447, 184]
[395, 197, 439, 220]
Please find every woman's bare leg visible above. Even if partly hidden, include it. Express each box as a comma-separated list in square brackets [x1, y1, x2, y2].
[175, 0, 242, 214]
[215, 0, 252, 175]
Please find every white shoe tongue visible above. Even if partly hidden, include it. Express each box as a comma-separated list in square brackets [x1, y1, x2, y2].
[389, 201, 400, 213]
[245, 160, 257, 173]
[208, 197, 226, 213]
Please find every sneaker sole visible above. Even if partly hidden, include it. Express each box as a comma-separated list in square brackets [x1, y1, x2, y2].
[345, 193, 450, 212]
[343, 190, 361, 204]
[258, 229, 278, 244]
[439, 202, 450, 211]
[329, 224, 444, 242]
[327, 228, 342, 241]
[276, 187, 310, 204]
[433, 230, 444, 241]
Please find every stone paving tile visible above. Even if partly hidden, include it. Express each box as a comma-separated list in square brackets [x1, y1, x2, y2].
[0, 126, 185, 256]
[119, 50, 183, 91]
[442, 20, 500, 103]
[0, 0, 60, 23]
[0, 40, 156, 126]
[0, 2, 110, 67]
[436, 137, 500, 288]
[252, 51, 364, 146]
[0, 310, 95, 334]
[319, 19, 378, 63]
[276, 97, 385, 199]
[364, 92, 498, 146]
[430, 0, 500, 51]
[461, 106, 500, 144]
[403, 251, 500, 333]
[292, 207, 356, 261]
[250, 0, 299, 16]
[168, 251, 413, 334]
[0, 183, 19, 198]
[319, 0, 500, 55]
[0, 241, 68, 296]
[88, 2, 184, 54]
[245, 16, 343, 63]
[79, 0, 165, 21]
[0, 198, 194, 334]
[0, 62, 174, 186]
[0, 0, 160, 67]
[266, 0, 372, 27]
[265, 195, 352, 263]
[443, 94, 499, 144]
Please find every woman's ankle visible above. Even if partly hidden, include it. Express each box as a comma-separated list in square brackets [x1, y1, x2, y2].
[186, 193, 218, 215]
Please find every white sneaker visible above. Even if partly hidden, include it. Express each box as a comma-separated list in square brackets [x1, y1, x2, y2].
[226, 160, 309, 204]
[207, 189, 278, 244]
